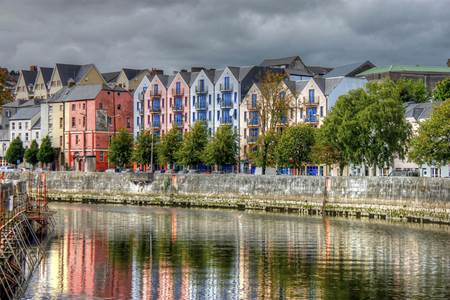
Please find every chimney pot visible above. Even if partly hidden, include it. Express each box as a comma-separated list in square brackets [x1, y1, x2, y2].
[447, 59, 450, 67]
[30, 65, 37, 72]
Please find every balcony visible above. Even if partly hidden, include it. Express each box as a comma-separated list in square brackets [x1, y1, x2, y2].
[174, 121, 183, 128]
[221, 117, 232, 125]
[219, 83, 233, 92]
[150, 106, 161, 113]
[152, 121, 161, 129]
[150, 90, 162, 98]
[247, 117, 259, 127]
[303, 97, 320, 106]
[247, 135, 258, 144]
[172, 88, 185, 96]
[220, 100, 233, 109]
[172, 104, 183, 112]
[305, 117, 319, 124]
[195, 101, 208, 110]
[195, 86, 208, 94]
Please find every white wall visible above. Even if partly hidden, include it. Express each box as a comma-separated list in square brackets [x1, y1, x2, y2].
[190, 71, 215, 135]
[213, 68, 240, 134]
[133, 76, 151, 138]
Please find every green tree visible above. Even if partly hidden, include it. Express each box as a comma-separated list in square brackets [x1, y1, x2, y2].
[248, 130, 279, 169]
[311, 127, 344, 175]
[24, 139, 39, 167]
[394, 78, 429, 103]
[5, 137, 24, 166]
[37, 135, 55, 167]
[255, 71, 295, 174]
[203, 125, 238, 171]
[322, 81, 412, 175]
[176, 121, 208, 169]
[0, 68, 13, 106]
[432, 78, 450, 101]
[158, 127, 182, 169]
[108, 129, 133, 168]
[133, 130, 159, 170]
[276, 125, 316, 170]
[409, 100, 450, 166]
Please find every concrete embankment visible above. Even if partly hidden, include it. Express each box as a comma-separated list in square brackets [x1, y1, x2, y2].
[12, 172, 450, 224]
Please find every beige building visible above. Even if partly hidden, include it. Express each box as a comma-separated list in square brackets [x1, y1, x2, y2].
[48, 63, 105, 96]
[114, 68, 149, 92]
[15, 68, 37, 100]
[295, 78, 327, 127]
[33, 67, 54, 100]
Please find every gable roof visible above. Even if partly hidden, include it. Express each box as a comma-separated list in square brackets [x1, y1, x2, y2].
[325, 61, 375, 78]
[48, 86, 72, 102]
[22, 70, 38, 88]
[102, 71, 120, 83]
[54, 63, 82, 86]
[227, 67, 240, 80]
[179, 71, 191, 85]
[31, 118, 41, 130]
[295, 80, 309, 94]
[324, 77, 344, 95]
[308, 65, 333, 76]
[40, 67, 54, 85]
[214, 69, 225, 82]
[260, 56, 299, 67]
[122, 68, 144, 80]
[64, 84, 105, 101]
[10, 105, 40, 121]
[358, 65, 450, 76]
[312, 78, 326, 94]
[284, 80, 297, 95]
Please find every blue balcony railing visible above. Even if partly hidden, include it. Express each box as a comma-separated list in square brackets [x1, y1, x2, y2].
[195, 101, 207, 110]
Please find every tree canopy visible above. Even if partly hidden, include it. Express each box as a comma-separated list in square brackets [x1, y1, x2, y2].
[37, 135, 55, 166]
[176, 121, 208, 168]
[5, 137, 24, 165]
[409, 100, 450, 166]
[158, 127, 182, 169]
[276, 124, 316, 170]
[133, 130, 158, 168]
[0, 68, 13, 106]
[24, 140, 39, 166]
[203, 125, 238, 169]
[432, 78, 450, 102]
[108, 129, 133, 168]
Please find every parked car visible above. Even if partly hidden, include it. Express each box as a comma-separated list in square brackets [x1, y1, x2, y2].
[0, 165, 18, 173]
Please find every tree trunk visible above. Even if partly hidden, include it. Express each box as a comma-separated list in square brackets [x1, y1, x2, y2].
[371, 165, 377, 176]
[339, 163, 345, 176]
[262, 141, 268, 175]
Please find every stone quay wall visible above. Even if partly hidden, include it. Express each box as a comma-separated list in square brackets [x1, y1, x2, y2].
[12, 172, 450, 224]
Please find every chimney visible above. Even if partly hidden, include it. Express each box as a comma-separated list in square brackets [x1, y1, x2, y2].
[191, 67, 205, 72]
[150, 68, 163, 76]
[447, 59, 450, 67]
[29, 65, 37, 72]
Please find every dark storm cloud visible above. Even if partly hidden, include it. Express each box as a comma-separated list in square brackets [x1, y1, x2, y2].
[1, 0, 449, 72]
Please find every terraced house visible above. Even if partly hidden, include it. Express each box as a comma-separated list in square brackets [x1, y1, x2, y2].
[33, 66, 54, 100]
[144, 73, 170, 137]
[14, 67, 38, 100]
[166, 71, 191, 134]
[190, 68, 216, 135]
[63, 84, 133, 171]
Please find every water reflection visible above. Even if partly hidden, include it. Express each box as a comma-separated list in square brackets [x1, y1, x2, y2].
[24, 203, 450, 299]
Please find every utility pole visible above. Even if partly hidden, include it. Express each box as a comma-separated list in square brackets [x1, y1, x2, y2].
[150, 129, 154, 173]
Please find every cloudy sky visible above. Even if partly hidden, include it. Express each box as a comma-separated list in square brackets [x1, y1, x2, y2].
[1, 0, 449, 72]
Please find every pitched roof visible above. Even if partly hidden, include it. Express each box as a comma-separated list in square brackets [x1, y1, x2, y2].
[358, 65, 450, 76]
[48, 86, 72, 102]
[22, 70, 38, 88]
[40, 67, 54, 84]
[64, 84, 104, 101]
[324, 77, 344, 95]
[3, 99, 27, 108]
[308, 65, 333, 76]
[102, 71, 120, 83]
[285, 80, 297, 95]
[260, 56, 299, 67]
[214, 69, 225, 82]
[55, 63, 82, 86]
[122, 68, 144, 80]
[238, 66, 254, 81]
[325, 61, 375, 78]
[31, 118, 41, 130]
[10, 106, 40, 120]
[153, 73, 170, 87]
[295, 80, 309, 93]
[74, 64, 95, 82]
[227, 67, 240, 80]
[312, 78, 326, 94]
[404, 102, 434, 120]
[179, 71, 191, 85]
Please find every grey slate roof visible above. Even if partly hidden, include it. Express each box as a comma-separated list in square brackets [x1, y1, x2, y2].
[308, 66, 333, 76]
[404, 102, 434, 120]
[102, 71, 120, 83]
[214, 69, 225, 82]
[324, 61, 375, 78]
[285, 80, 297, 95]
[123, 68, 144, 80]
[179, 72, 191, 85]
[74, 64, 95, 83]
[227, 67, 240, 81]
[324, 78, 344, 96]
[40, 67, 54, 85]
[64, 84, 104, 101]
[3, 99, 27, 108]
[189, 72, 200, 85]
[48, 86, 72, 102]
[22, 70, 38, 88]
[10, 106, 40, 121]
[238, 66, 253, 81]
[295, 80, 309, 93]
[32, 118, 41, 130]
[55, 63, 82, 86]
[312, 78, 326, 94]
[260, 56, 298, 67]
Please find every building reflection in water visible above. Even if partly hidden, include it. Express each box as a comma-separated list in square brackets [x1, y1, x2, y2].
[24, 203, 450, 299]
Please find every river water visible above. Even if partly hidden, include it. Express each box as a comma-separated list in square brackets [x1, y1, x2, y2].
[23, 203, 450, 299]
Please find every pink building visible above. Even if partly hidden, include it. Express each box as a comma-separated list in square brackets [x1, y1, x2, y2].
[166, 72, 191, 134]
[65, 84, 133, 171]
[144, 74, 168, 137]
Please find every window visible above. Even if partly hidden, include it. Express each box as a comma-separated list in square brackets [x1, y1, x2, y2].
[320, 106, 323, 117]
[100, 151, 104, 162]
[75, 135, 79, 144]
[83, 116, 86, 127]
[6, 110, 10, 118]
[244, 111, 247, 121]
[208, 111, 211, 121]
[209, 95, 211, 105]
[147, 115, 150, 125]
[72, 117, 76, 127]
[72, 104, 76, 111]
[11, 122, 15, 130]
[193, 96, 196, 106]
[162, 114, 164, 124]
[234, 92, 237, 103]
[60, 136, 63, 146]
[233, 109, 237, 119]
[60, 105, 63, 111]
[82, 103, 86, 110]
[25, 133, 29, 141]
[18, 122, 22, 130]
[127, 117, 131, 128]
[169, 114, 172, 123]
[99, 103, 103, 110]
[117, 104, 121, 110]
[60, 118, 63, 129]
[193, 112, 196, 121]
[244, 128, 247, 138]
[217, 111, 220, 120]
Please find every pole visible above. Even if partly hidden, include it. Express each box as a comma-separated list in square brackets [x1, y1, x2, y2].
[150, 130, 154, 173]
